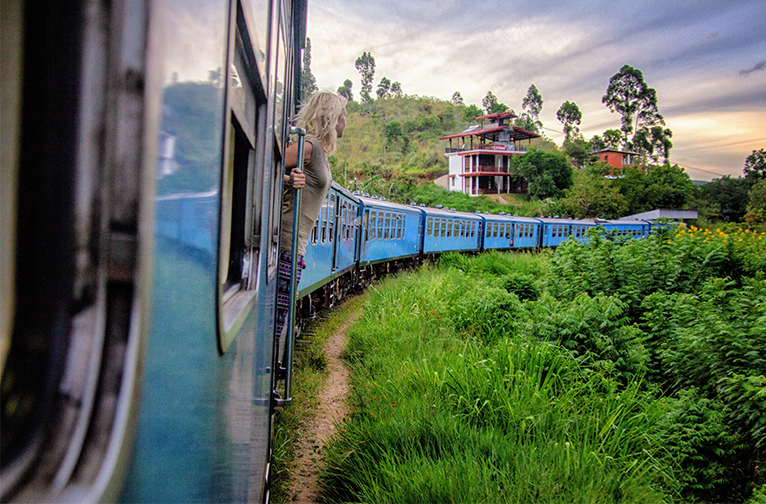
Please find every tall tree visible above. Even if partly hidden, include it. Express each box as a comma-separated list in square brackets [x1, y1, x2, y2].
[745, 179, 766, 225]
[300, 37, 318, 99]
[390, 81, 402, 97]
[451, 91, 464, 106]
[462, 104, 483, 123]
[634, 126, 673, 163]
[355, 51, 376, 104]
[337, 79, 353, 101]
[514, 114, 539, 133]
[743, 148, 766, 182]
[556, 101, 582, 142]
[603, 129, 623, 150]
[521, 84, 543, 129]
[482, 91, 509, 115]
[376, 77, 391, 99]
[602, 65, 665, 149]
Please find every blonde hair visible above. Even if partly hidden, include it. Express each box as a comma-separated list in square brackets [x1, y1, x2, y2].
[295, 92, 347, 155]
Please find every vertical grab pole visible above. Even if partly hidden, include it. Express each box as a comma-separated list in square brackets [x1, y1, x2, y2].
[282, 126, 305, 404]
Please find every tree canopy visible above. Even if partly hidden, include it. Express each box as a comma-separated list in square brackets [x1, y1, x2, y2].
[300, 37, 318, 99]
[518, 84, 543, 132]
[556, 101, 582, 142]
[337, 79, 353, 101]
[514, 149, 573, 199]
[355, 52, 376, 104]
[602, 65, 666, 150]
[744, 148, 766, 182]
[482, 91, 509, 115]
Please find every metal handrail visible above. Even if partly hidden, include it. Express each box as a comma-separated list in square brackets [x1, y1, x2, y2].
[274, 126, 305, 407]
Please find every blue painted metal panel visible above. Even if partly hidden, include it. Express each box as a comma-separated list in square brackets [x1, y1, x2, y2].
[507, 216, 542, 249]
[480, 214, 515, 250]
[422, 208, 482, 254]
[358, 197, 423, 264]
[298, 184, 360, 296]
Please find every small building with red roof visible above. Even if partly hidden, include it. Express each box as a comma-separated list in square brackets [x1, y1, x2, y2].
[595, 149, 640, 171]
[439, 112, 539, 196]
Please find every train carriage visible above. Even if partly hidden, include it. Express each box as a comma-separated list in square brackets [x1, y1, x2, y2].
[422, 207, 482, 255]
[538, 217, 587, 247]
[599, 219, 651, 239]
[480, 213, 516, 251]
[358, 196, 424, 266]
[298, 183, 360, 301]
[508, 216, 543, 249]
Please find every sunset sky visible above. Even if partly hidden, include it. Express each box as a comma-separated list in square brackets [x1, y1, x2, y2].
[305, 0, 766, 180]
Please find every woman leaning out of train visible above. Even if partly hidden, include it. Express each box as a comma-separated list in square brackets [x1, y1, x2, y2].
[276, 91, 348, 340]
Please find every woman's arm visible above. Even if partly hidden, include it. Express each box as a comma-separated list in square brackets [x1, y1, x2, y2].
[283, 140, 313, 189]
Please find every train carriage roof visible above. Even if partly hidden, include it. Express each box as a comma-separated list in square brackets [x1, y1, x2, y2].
[355, 193, 426, 215]
[536, 217, 588, 225]
[419, 205, 484, 220]
[331, 181, 361, 203]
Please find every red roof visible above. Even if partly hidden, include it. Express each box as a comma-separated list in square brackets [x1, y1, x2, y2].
[439, 126, 505, 140]
[439, 125, 540, 142]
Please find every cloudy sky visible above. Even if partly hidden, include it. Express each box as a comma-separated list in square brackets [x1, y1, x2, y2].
[306, 0, 766, 180]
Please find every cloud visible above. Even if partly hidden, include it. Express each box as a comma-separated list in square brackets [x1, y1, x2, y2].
[740, 61, 766, 76]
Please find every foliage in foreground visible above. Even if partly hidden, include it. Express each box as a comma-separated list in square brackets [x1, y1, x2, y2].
[320, 227, 766, 503]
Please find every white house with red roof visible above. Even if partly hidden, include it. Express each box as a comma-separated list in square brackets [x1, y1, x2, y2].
[439, 112, 540, 196]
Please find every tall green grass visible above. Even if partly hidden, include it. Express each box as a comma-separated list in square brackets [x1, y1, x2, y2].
[320, 253, 673, 503]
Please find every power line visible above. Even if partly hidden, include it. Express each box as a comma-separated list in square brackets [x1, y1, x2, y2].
[675, 163, 731, 178]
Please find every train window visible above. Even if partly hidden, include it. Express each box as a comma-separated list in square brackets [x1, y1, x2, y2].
[447, 219, 452, 238]
[320, 205, 326, 243]
[441, 219, 446, 238]
[329, 194, 336, 243]
[384, 213, 390, 240]
[366, 211, 372, 241]
[368, 210, 375, 241]
[397, 215, 403, 239]
[377, 212, 384, 240]
[426, 217, 432, 237]
[347, 206, 353, 241]
[218, 1, 266, 352]
[311, 220, 318, 244]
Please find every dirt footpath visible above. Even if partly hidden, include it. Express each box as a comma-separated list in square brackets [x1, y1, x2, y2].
[289, 309, 361, 503]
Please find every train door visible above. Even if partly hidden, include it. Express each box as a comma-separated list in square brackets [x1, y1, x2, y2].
[330, 193, 338, 271]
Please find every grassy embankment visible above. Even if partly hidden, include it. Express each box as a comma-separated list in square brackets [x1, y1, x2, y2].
[318, 225, 766, 503]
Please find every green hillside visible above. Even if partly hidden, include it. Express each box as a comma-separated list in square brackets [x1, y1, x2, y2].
[329, 95, 554, 216]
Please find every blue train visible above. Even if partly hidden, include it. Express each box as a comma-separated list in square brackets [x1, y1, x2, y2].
[1, 1, 657, 502]
[151, 183, 653, 318]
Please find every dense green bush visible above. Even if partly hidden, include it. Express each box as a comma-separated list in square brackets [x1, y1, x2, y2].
[500, 272, 539, 301]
